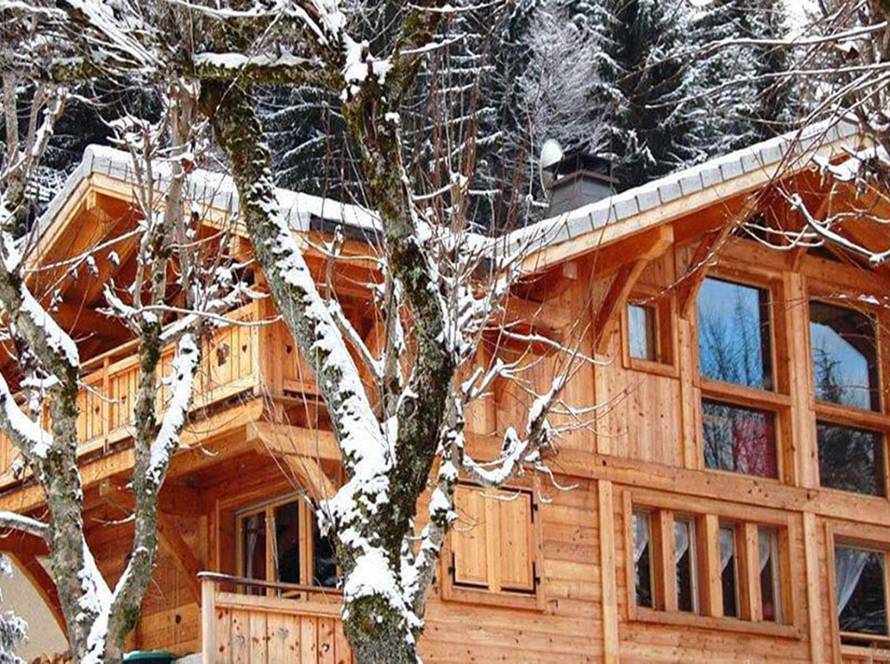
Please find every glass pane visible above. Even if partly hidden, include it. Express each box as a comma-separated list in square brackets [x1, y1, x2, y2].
[274, 502, 300, 584]
[675, 519, 697, 613]
[632, 511, 653, 608]
[629, 304, 657, 362]
[241, 512, 266, 593]
[836, 546, 887, 636]
[697, 278, 772, 389]
[313, 517, 338, 588]
[702, 400, 778, 478]
[759, 528, 781, 623]
[818, 423, 885, 496]
[810, 302, 879, 411]
[719, 527, 738, 618]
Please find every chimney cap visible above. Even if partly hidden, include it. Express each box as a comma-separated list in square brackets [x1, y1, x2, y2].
[545, 152, 618, 186]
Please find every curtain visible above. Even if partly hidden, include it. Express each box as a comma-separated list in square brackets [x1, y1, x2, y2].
[674, 522, 690, 564]
[633, 513, 650, 562]
[835, 547, 868, 614]
[719, 529, 734, 572]
[758, 529, 772, 573]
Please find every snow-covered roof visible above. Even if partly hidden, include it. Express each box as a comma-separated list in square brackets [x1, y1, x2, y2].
[36, 119, 863, 270]
[509, 119, 863, 257]
[36, 143, 381, 244]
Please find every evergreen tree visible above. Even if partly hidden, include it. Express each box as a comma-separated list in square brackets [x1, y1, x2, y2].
[586, 0, 706, 190]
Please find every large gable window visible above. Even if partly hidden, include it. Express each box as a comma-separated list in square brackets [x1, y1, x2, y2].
[810, 301, 880, 412]
[698, 277, 773, 390]
[237, 496, 337, 595]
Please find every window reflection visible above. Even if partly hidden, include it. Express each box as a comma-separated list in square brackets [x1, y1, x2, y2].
[818, 423, 885, 496]
[702, 400, 778, 478]
[629, 303, 658, 362]
[810, 302, 879, 411]
[697, 278, 772, 390]
[759, 527, 782, 623]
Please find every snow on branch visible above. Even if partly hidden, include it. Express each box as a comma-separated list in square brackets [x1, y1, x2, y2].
[0, 510, 49, 539]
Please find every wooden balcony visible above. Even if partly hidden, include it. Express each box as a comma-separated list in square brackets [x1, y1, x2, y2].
[200, 572, 352, 664]
[0, 299, 318, 489]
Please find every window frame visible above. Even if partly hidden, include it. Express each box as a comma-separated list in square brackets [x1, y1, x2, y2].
[622, 489, 800, 639]
[620, 284, 678, 378]
[234, 493, 337, 596]
[828, 520, 890, 652]
[440, 482, 545, 611]
[695, 271, 791, 482]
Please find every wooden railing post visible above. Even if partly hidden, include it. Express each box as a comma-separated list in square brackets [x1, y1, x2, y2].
[201, 573, 216, 663]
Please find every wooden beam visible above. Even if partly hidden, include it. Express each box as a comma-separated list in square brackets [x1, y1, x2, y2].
[677, 199, 758, 318]
[157, 512, 203, 603]
[593, 259, 647, 354]
[597, 481, 619, 663]
[11, 551, 67, 634]
[253, 429, 337, 501]
[592, 225, 673, 354]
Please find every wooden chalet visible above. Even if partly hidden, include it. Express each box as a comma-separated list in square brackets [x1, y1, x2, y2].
[5, 120, 890, 663]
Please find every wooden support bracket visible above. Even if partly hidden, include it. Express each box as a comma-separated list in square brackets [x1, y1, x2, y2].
[592, 225, 673, 354]
[677, 199, 758, 319]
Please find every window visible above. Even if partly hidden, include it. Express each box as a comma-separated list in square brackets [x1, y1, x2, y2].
[719, 526, 739, 618]
[632, 510, 653, 608]
[237, 496, 337, 594]
[628, 304, 658, 361]
[759, 527, 782, 623]
[627, 499, 792, 631]
[698, 277, 772, 390]
[702, 400, 778, 478]
[445, 484, 540, 607]
[818, 423, 886, 496]
[674, 518, 698, 613]
[810, 301, 879, 411]
[835, 545, 888, 639]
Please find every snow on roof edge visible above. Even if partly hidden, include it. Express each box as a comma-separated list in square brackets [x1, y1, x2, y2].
[33, 118, 863, 268]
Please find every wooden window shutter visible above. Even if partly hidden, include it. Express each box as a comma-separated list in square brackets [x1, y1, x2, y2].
[452, 485, 536, 594]
[497, 490, 535, 592]
[452, 485, 490, 588]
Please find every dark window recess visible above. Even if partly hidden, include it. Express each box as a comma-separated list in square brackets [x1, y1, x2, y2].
[628, 303, 658, 362]
[675, 519, 697, 613]
[818, 423, 886, 496]
[759, 528, 781, 623]
[836, 546, 888, 637]
[810, 301, 880, 411]
[312, 518, 338, 588]
[702, 400, 778, 478]
[274, 502, 300, 584]
[697, 278, 773, 390]
[719, 527, 739, 618]
[632, 511, 653, 608]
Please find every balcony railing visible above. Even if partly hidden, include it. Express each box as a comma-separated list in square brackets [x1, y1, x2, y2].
[199, 572, 352, 664]
[0, 299, 318, 489]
